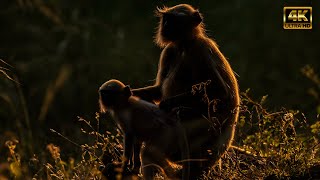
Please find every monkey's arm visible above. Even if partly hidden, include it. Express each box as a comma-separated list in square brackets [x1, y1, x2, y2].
[132, 86, 162, 102]
[205, 48, 231, 99]
[132, 46, 173, 102]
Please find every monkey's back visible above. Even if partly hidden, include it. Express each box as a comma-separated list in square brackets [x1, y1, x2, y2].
[118, 98, 179, 138]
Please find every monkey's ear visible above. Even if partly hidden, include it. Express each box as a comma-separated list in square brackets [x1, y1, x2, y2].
[193, 11, 202, 26]
[123, 85, 132, 99]
[155, 6, 168, 17]
[155, 7, 164, 17]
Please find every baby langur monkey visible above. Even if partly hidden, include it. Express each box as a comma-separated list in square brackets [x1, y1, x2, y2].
[99, 79, 190, 179]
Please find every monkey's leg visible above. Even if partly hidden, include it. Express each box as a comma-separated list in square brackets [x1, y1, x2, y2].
[181, 117, 214, 180]
[174, 122, 191, 180]
[141, 146, 158, 180]
[132, 140, 142, 174]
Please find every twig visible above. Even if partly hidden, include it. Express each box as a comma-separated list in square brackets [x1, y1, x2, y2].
[50, 129, 81, 148]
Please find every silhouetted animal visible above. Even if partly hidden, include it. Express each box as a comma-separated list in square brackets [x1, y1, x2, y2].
[132, 4, 240, 179]
[99, 79, 190, 179]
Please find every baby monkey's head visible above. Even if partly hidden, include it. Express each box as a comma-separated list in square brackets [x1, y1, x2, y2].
[98, 79, 132, 112]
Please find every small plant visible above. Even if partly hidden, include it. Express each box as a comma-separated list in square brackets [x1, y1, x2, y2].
[208, 90, 320, 179]
[37, 114, 124, 179]
[301, 65, 320, 114]
[6, 140, 23, 179]
[3, 113, 123, 179]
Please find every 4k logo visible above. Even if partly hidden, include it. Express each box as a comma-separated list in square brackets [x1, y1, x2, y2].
[283, 7, 312, 29]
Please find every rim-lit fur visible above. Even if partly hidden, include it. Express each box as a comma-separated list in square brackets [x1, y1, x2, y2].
[99, 98, 107, 113]
[154, 4, 205, 48]
[98, 79, 127, 113]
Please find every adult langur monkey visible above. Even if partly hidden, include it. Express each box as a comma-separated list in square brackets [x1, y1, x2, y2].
[132, 4, 240, 179]
[99, 79, 190, 179]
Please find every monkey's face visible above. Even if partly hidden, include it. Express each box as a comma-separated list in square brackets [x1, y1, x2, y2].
[99, 90, 122, 108]
[157, 5, 202, 41]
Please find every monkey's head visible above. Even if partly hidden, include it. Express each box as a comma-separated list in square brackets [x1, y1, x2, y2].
[99, 79, 132, 112]
[155, 4, 204, 47]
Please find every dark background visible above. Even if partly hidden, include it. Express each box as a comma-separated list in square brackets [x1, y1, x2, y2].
[0, 0, 319, 157]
